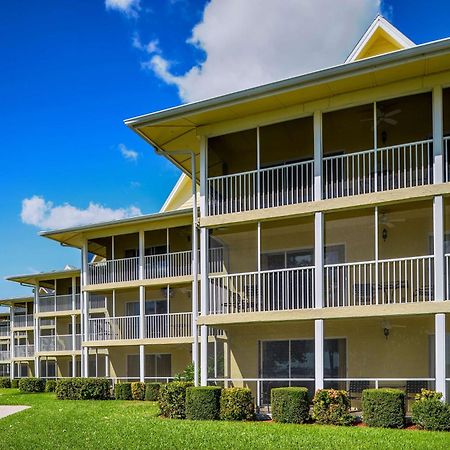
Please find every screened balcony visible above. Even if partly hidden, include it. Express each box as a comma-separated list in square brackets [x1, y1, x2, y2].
[87, 227, 224, 285]
[206, 93, 436, 216]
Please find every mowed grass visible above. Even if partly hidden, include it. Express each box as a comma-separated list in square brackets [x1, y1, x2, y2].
[0, 389, 449, 450]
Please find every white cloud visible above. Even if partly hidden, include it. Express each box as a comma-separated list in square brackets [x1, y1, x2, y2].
[105, 0, 140, 17]
[119, 143, 139, 161]
[21, 196, 141, 230]
[132, 33, 160, 55]
[145, 0, 380, 102]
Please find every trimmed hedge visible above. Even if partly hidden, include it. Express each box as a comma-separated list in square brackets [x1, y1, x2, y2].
[19, 377, 45, 393]
[271, 387, 310, 424]
[11, 379, 19, 389]
[131, 382, 145, 401]
[220, 387, 254, 421]
[115, 383, 132, 400]
[311, 389, 353, 426]
[159, 381, 193, 419]
[362, 388, 405, 428]
[411, 390, 450, 431]
[56, 378, 111, 400]
[45, 380, 57, 393]
[145, 382, 161, 401]
[186, 386, 222, 420]
[0, 377, 11, 389]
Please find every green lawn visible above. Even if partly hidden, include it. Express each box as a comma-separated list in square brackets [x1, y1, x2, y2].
[0, 389, 449, 450]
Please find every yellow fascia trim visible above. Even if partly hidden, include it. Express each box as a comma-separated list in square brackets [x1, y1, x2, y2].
[36, 351, 82, 357]
[83, 275, 194, 292]
[197, 301, 450, 326]
[200, 183, 450, 228]
[36, 310, 81, 318]
[83, 337, 194, 347]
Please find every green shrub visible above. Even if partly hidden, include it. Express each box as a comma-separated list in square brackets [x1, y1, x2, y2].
[412, 390, 450, 431]
[79, 378, 111, 400]
[45, 380, 57, 392]
[11, 379, 19, 389]
[362, 388, 405, 428]
[186, 386, 222, 420]
[174, 362, 195, 382]
[220, 387, 254, 421]
[311, 389, 353, 426]
[131, 382, 145, 401]
[115, 382, 132, 400]
[18, 377, 45, 393]
[271, 387, 310, 424]
[56, 378, 111, 400]
[0, 377, 11, 389]
[159, 381, 193, 419]
[145, 382, 161, 401]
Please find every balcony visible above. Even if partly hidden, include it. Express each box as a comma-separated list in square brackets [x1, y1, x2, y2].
[207, 139, 434, 216]
[12, 314, 33, 328]
[14, 345, 34, 358]
[0, 351, 10, 361]
[88, 312, 194, 342]
[0, 325, 10, 337]
[89, 294, 108, 310]
[39, 294, 81, 313]
[87, 248, 224, 286]
[39, 334, 82, 352]
[208, 255, 439, 315]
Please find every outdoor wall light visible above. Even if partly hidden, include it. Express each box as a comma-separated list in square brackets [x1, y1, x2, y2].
[382, 228, 388, 241]
[383, 327, 390, 339]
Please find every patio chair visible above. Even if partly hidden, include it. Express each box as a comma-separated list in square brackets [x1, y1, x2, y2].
[414, 286, 434, 302]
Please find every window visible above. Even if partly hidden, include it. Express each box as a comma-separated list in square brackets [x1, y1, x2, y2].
[262, 249, 314, 271]
[428, 334, 450, 378]
[145, 245, 167, 256]
[124, 249, 137, 258]
[125, 300, 167, 316]
[128, 354, 172, 379]
[40, 360, 56, 378]
[68, 323, 81, 334]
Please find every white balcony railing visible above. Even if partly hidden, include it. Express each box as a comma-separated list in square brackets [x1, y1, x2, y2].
[88, 248, 225, 285]
[208, 267, 315, 314]
[12, 314, 34, 328]
[324, 256, 434, 307]
[14, 345, 34, 358]
[323, 139, 433, 199]
[39, 334, 82, 352]
[88, 257, 139, 285]
[207, 160, 314, 215]
[88, 316, 140, 341]
[0, 351, 10, 361]
[39, 294, 81, 313]
[145, 312, 192, 339]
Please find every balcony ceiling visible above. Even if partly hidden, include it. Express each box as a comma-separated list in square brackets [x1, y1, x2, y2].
[125, 37, 450, 178]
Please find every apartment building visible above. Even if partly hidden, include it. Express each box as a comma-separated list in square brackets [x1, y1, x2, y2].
[3, 16, 450, 408]
[121, 16, 450, 407]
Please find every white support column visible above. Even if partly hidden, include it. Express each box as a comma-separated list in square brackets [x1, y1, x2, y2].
[375, 207, 379, 305]
[34, 286, 40, 378]
[139, 286, 145, 340]
[81, 240, 89, 377]
[314, 212, 324, 309]
[71, 314, 76, 353]
[72, 355, 76, 377]
[313, 111, 323, 201]
[435, 313, 446, 399]
[105, 353, 110, 378]
[139, 344, 145, 383]
[433, 86, 444, 184]
[315, 319, 324, 391]
[10, 308, 14, 380]
[71, 276, 76, 311]
[434, 196, 445, 301]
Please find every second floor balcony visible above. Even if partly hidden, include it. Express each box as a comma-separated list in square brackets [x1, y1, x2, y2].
[0, 325, 10, 337]
[0, 350, 10, 361]
[12, 314, 33, 328]
[39, 334, 82, 352]
[14, 344, 34, 358]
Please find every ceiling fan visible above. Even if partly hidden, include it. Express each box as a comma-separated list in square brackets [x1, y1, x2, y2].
[379, 212, 405, 229]
[360, 107, 402, 127]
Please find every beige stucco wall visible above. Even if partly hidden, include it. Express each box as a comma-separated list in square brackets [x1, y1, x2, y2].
[225, 314, 445, 382]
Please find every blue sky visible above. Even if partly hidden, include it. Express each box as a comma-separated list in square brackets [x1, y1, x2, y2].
[1, 0, 449, 299]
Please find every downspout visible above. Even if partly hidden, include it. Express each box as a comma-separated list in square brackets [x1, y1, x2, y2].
[131, 129, 200, 386]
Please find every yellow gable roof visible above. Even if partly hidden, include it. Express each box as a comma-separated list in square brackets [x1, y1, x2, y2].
[346, 15, 415, 63]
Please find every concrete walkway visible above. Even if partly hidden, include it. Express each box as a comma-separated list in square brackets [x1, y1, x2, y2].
[0, 405, 30, 419]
